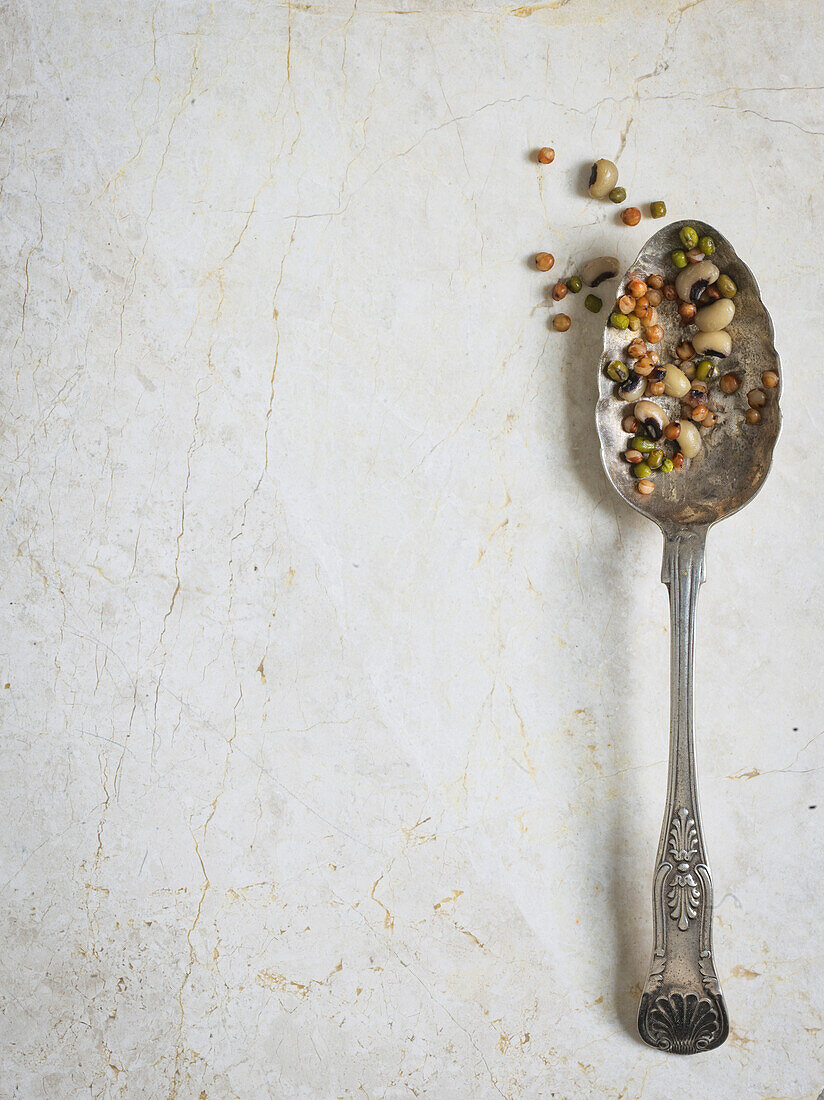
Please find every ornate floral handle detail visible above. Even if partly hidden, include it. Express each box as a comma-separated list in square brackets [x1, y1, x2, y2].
[637, 527, 729, 1055]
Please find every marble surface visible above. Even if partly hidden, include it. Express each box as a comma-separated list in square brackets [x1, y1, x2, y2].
[1, 0, 823, 1096]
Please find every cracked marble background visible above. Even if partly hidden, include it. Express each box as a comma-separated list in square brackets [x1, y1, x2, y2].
[1, 0, 823, 1096]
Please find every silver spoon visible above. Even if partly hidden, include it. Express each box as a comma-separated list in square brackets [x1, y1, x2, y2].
[595, 221, 781, 1054]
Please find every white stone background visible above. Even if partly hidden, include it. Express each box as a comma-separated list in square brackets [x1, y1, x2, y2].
[1, 0, 822, 1096]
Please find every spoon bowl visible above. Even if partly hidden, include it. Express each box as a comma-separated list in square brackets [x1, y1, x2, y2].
[595, 221, 781, 1055]
[597, 220, 781, 530]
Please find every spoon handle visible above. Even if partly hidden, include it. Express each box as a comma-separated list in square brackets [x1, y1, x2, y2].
[637, 526, 729, 1054]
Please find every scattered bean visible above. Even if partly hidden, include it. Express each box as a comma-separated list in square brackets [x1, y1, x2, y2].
[627, 315, 641, 331]
[748, 388, 767, 409]
[584, 294, 602, 313]
[663, 365, 691, 399]
[627, 339, 647, 359]
[691, 404, 709, 422]
[676, 341, 695, 361]
[672, 249, 688, 268]
[634, 400, 669, 439]
[553, 313, 571, 331]
[695, 298, 735, 332]
[589, 158, 619, 198]
[609, 186, 627, 204]
[617, 373, 647, 401]
[630, 436, 656, 454]
[583, 256, 621, 286]
[717, 274, 737, 298]
[664, 422, 681, 441]
[650, 201, 667, 219]
[675, 260, 719, 303]
[762, 370, 779, 388]
[691, 330, 732, 357]
[645, 324, 664, 344]
[679, 226, 699, 249]
[677, 420, 702, 458]
[537, 147, 555, 164]
[625, 449, 643, 464]
[567, 275, 583, 294]
[536, 252, 554, 271]
[622, 416, 640, 434]
[719, 373, 740, 394]
[664, 283, 678, 300]
[647, 275, 664, 290]
[698, 235, 715, 255]
[745, 408, 762, 424]
[633, 295, 650, 314]
[637, 478, 655, 495]
[673, 452, 685, 469]
[610, 312, 629, 330]
[606, 360, 629, 382]
[678, 302, 696, 322]
[647, 288, 663, 307]
[622, 207, 642, 226]
[627, 278, 647, 298]
[685, 387, 708, 408]
[552, 282, 568, 301]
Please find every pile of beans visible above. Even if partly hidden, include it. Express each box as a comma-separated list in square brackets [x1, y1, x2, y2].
[604, 225, 780, 495]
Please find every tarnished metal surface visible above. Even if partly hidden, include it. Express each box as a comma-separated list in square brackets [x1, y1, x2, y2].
[595, 222, 781, 1055]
